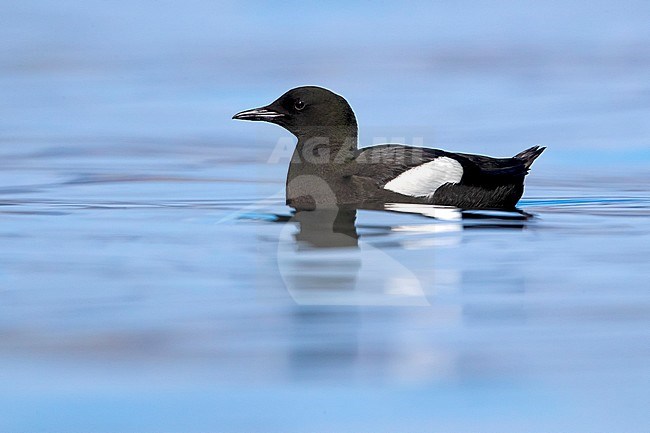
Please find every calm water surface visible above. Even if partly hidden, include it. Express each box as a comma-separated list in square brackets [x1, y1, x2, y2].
[1, 138, 648, 433]
[1, 1, 650, 432]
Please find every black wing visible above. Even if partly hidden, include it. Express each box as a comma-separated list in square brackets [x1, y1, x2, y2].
[353, 144, 530, 187]
[352, 144, 450, 185]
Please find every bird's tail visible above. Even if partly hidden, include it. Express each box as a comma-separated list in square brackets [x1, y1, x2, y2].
[514, 145, 546, 169]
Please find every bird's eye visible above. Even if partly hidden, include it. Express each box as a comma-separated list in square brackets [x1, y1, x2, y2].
[294, 100, 305, 111]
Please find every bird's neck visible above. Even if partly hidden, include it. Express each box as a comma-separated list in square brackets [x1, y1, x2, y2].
[286, 125, 359, 209]
[291, 125, 358, 168]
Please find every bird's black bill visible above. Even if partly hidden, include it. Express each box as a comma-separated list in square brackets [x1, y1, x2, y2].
[232, 106, 284, 121]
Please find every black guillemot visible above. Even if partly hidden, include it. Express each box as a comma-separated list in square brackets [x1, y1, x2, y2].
[233, 86, 545, 210]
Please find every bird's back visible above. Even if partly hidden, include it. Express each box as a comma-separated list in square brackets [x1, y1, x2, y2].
[350, 144, 544, 209]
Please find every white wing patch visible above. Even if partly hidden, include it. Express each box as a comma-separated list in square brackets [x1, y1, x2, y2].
[383, 156, 464, 198]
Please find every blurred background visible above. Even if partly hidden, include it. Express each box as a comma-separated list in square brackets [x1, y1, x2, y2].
[1, 1, 649, 432]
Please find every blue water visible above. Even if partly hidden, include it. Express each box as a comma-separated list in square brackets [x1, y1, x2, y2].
[1, 1, 650, 432]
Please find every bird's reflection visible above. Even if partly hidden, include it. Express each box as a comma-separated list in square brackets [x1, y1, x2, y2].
[261, 204, 533, 305]
[292, 207, 359, 248]
[272, 205, 534, 380]
[284, 203, 532, 250]
[277, 208, 364, 304]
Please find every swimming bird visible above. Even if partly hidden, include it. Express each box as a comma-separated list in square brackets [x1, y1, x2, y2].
[233, 86, 545, 210]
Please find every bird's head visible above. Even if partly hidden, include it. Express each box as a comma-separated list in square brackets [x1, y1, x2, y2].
[232, 86, 357, 139]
